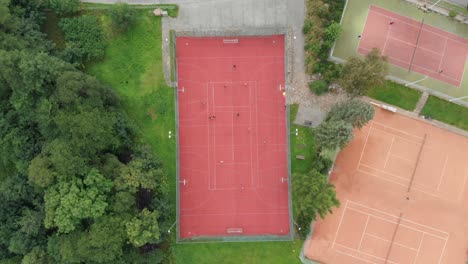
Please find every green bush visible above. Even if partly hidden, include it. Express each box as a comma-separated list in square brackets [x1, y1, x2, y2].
[309, 80, 329, 95]
[303, 20, 313, 35]
[48, 0, 80, 15]
[109, 4, 137, 33]
[449, 10, 457, 18]
[293, 169, 340, 239]
[324, 22, 342, 43]
[59, 16, 105, 62]
[326, 99, 375, 129]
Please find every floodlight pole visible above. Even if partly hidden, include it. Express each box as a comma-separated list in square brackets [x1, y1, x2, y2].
[428, 0, 443, 10]
[167, 221, 176, 233]
[449, 95, 468, 102]
[405, 76, 428, 86]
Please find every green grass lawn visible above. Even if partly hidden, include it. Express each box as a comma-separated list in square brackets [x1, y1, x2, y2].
[367, 81, 422, 111]
[290, 104, 316, 174]
[420, 96, 468, 131]
[175, 240, 304, 264]
[86, 10, 177, 216]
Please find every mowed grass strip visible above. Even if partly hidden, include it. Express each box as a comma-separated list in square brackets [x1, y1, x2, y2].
[420, 96, 468, 131]
[367, 81, 421, 111]
[175, 240, 303, 264]
[86, 10, 177, 211]
[290, 104, 316, 174]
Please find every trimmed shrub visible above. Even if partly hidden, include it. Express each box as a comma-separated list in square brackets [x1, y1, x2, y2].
[59, 16, 105, 62]
[48, 0, 80, 15]
[448, 10, 457, 18]
[309, 80, 329, 95]
[109, 4, 137, 33]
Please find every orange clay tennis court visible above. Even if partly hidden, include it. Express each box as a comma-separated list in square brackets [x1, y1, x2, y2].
[358, 5, 468, 87]
[304, 107, 468, 264]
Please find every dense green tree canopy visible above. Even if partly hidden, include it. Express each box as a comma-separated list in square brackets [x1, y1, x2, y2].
[326, 99, 375, 129]
[0, 2, 169, 263]
[293, 170, 340, 238]
[339, 48, 388, 96]
[315, 120, 354, 150]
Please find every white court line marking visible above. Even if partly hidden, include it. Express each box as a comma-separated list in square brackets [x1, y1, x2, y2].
[413, 233, 424, 264]
[357, 123, 373, 170]
[369, 9, 468, 47]
[332, 200, 349, 248]
[212, 83, 217, 189]
[356, 5, 372, 53]
[364, 233, 419, 251]
[369, 125, 438, 152]
[346, 207, 448, 243]
[358, 216, 370, 250]
[359, 164, 413, 183]
[255, 81, 261, 188]
[360, 46, 461, 82]
[371, 121, 425, 140]
[384, 136, 395, 169]
[437, 156, 449, 191]
[390, 154, 414, 163]
[207, 83, 211, 190]
[249, 82, 254, 186]
[335, 249, 378, 264]
[382, 18, 392, 54]
[335, 243, 399, 264]
[348, 201, 449, 237]
[438, 38, 448, 71]
[438, 233, 449, 264]
[358, 168, 448, 201]
[457, 171, 468, 201]
[387, 36, 443, 56]
[178, 55, 284, 60]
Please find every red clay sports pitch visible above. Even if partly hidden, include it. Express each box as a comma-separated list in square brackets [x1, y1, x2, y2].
[176, 35, 291, 239]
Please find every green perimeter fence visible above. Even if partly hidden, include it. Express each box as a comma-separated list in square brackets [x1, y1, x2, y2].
[330, 0, 468, 106]
[174, 32, 295, 243]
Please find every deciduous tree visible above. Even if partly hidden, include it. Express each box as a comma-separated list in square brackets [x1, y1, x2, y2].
[339, 48, 388, 96]
[326, 99, 375, 129]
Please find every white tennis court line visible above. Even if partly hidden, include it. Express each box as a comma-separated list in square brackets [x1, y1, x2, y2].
[384, 136, 396, 169]
[355, 5, 372, 55]
[436, 156, 449, 191]
[412, 233, 424, 264]
[357, 123, 373, 171]
[359, 46, 461, 83]
[333, 202, 449, 264]
[390, 154, 414, 163]
[368, 9, 468, 48]
[178, 55, 284, 60]
[386, 36, 443, 56]
[347, 200, 449, 237]
[382, 18, 393, 54]
[359, 164, 413, 183]
[335, 243, 399, 264]
[438, 38, 448, 72]
[335, 248, 378, 264]
[364, 233, 419, 251]
[255, 80, 260, 188]
[371, 121, 425, 140]
[358, 215, 370, 250]
[249, 82, 254, 186]
[332, 200, 350, 248]
[457, 171, 468, 201]
[357, 168, 445, 201]
[212, 83, 217, 189]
